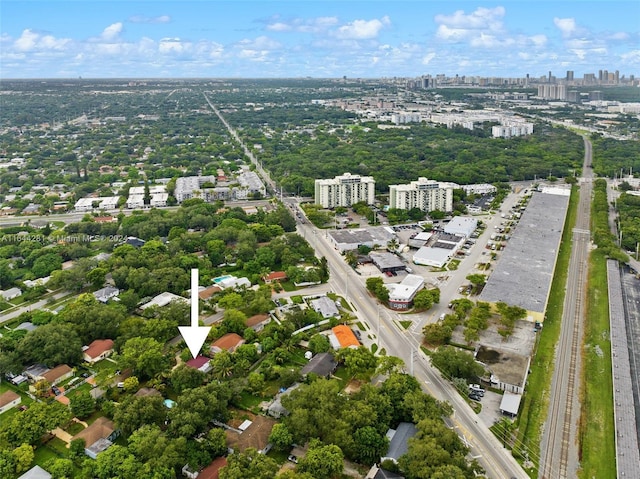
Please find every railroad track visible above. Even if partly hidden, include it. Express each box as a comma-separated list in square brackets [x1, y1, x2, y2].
[540, 136, 593, 478]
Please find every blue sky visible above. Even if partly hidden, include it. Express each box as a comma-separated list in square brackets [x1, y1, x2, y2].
[1, 1, 638, 79]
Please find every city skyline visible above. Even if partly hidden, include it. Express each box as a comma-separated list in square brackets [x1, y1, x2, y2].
[1, 1, 639, 79]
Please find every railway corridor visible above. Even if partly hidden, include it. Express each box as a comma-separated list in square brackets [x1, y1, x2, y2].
[539, 137, 593, 478]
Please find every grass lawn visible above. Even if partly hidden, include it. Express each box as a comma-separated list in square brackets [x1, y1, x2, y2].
[514, 184, 577, 477]
[290, 295, 303, 304]
[65, 422, 85, 436]
[237, 391, 265, 412]
[33, 443, 62, 465]
[578, 250, 615, 479]
[399, 320, 412, 329]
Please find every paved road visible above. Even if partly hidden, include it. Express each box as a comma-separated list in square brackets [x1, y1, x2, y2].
[297, 218, 528, 478]
[0, 291, 69, 324]
[0, 200, 272, 228]
[539, 135, 592, 478]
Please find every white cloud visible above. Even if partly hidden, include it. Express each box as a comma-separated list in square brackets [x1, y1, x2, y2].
[128, 15, 171, 24]
[554, 17, 577, 38]
[14, 29, 39, 51]
[101, 23, 123, 41]
[435, 7, 505, 30]
[265, 16, 338, 34]
[14, 29, 71, 52]
[334, 16, 390, 40]
[529, 35, 547, 47]
[422, 52, 436, 64]
[159, 37, 190, 54]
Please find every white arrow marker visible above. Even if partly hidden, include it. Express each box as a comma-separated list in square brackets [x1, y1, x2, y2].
[179, 268, 212, 359]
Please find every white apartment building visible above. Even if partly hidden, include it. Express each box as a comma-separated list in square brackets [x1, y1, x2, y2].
[388, 177, 455, 213]
[315, 173, 376, 208]
[492, 122, 534, 138]
[174, 176, 217, 203]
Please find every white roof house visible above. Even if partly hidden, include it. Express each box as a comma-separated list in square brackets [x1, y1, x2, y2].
[499, 392, 523, 417]
[1, 287, 22, 301]
[140, 292, 188, 310]
[310, 296, 340, 318]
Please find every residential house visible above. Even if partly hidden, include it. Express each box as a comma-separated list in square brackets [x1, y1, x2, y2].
[365, 466, 405, 479]
[197, 456, 227, 479]
[300, 352, 337, 379]
[83, 339, 115, 363]
[125, 236, 146, 248]
[18, 466, 52, 479]
[134, 388, 162, 398]
[93, 286, 119, 303]
[245, 313, 271, 332]
[263, 271, 287, 284]
[0, 390, 21, 414]
[329, 325, 360, 350]
[198, 285, 222, 301]
[226, 415, 276, 454]
[210, 333, 245, 355]
[71, 417, 119, 459]
[42, 364, 73, 386]
[185, 355, 212, 374]
[381, 422, 418, 464]
[310, 296, 340, 319]
[1, 287, 22, 301]
[140, 291, 188, 310]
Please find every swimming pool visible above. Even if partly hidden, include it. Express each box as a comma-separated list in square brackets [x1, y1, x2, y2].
[212, 275, 232, 284]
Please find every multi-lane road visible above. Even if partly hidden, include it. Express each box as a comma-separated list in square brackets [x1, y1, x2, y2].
[296, 217, 529, 479]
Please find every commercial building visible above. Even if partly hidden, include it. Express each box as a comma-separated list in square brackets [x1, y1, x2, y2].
[479, 189, 570, 322]
[314, 173, 375, 208]
[388, 177, 455, 213]
[444, 217, 477, 238]
[491, 122, 534, 138]
[387, 274, 425, 310]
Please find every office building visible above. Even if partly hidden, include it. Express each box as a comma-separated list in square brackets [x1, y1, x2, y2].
[388, 177, 455, 213]
[314, 173, 376, 208]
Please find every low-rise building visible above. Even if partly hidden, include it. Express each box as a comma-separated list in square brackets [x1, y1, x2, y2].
[140, 292, 188, 310]
[300, 352, 337, 379]
[329, 325, 360, 350]
[1, 287, 22, 301]
[185, 355, 212, 373]
[310, 296, 340, 319]
[210, 333, 245, 355]
[83, 339, 115, 363]
[387, 274, 425, 310]
[41, 364, 73, 386]
[0, 390, 21, 414]
[71, 417, 119, 459]
[93, 286, 119, 303]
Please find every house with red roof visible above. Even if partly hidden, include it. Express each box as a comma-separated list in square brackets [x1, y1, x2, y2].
[83, 339, 115, 363]
[185, 355, 212, 373]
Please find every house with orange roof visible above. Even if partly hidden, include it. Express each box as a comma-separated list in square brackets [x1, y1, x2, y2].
[210, 333, 245, 355]
[330, 325, 360, 350]
[83, 339, 115, 364]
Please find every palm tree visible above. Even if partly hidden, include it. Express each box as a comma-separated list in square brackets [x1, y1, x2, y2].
[387, 237, 399, 253]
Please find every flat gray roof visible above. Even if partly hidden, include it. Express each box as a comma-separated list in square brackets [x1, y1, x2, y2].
[370, 252, 405, 270]
[479, 190, 569, 314]
[328, 229, 374, 245]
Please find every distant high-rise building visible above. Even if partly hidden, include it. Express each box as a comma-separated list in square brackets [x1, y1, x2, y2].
[615, 70, 620, 84]
[599, 70, 604, 81]
[589, 91, 603, 101]
[314, 173, 375, 208]
[567, 91, 580, 103]
[566, 70, 574, 81]
[548, 71, 553, 83]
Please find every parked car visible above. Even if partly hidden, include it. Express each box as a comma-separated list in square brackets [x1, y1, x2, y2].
[469, 393, 482, 402]
[287, 455, 298, 464]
